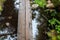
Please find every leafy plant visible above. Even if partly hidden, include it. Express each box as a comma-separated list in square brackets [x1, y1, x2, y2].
[33, 0, 60, 40]
[55, 25, 60, 33]
[48, 18, 56, 25]
[47, 30, 57, 40]
[34, 0, 46, 8]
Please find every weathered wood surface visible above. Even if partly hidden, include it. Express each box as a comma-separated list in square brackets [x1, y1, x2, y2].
[17, 0, 32, 40]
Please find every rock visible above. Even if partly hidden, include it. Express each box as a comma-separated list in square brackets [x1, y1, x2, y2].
[32, 4, 39, 9]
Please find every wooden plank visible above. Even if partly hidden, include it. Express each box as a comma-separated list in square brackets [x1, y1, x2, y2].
[17, 0, 26, 40]
[25, 0, 33, 40]
[17, 0, 32, 40]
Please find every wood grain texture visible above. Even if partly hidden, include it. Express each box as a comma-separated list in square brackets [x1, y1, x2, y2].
[17, 0, 32, 40]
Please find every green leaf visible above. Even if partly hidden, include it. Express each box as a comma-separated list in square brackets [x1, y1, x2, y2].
[47, 32, 51, 37]
[34, 0, 46, 8]
[54, 19, 60, 24]
[0, 6, 3, 12]
[55, 25, 60, 33]
[48, 18, 56, 25]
